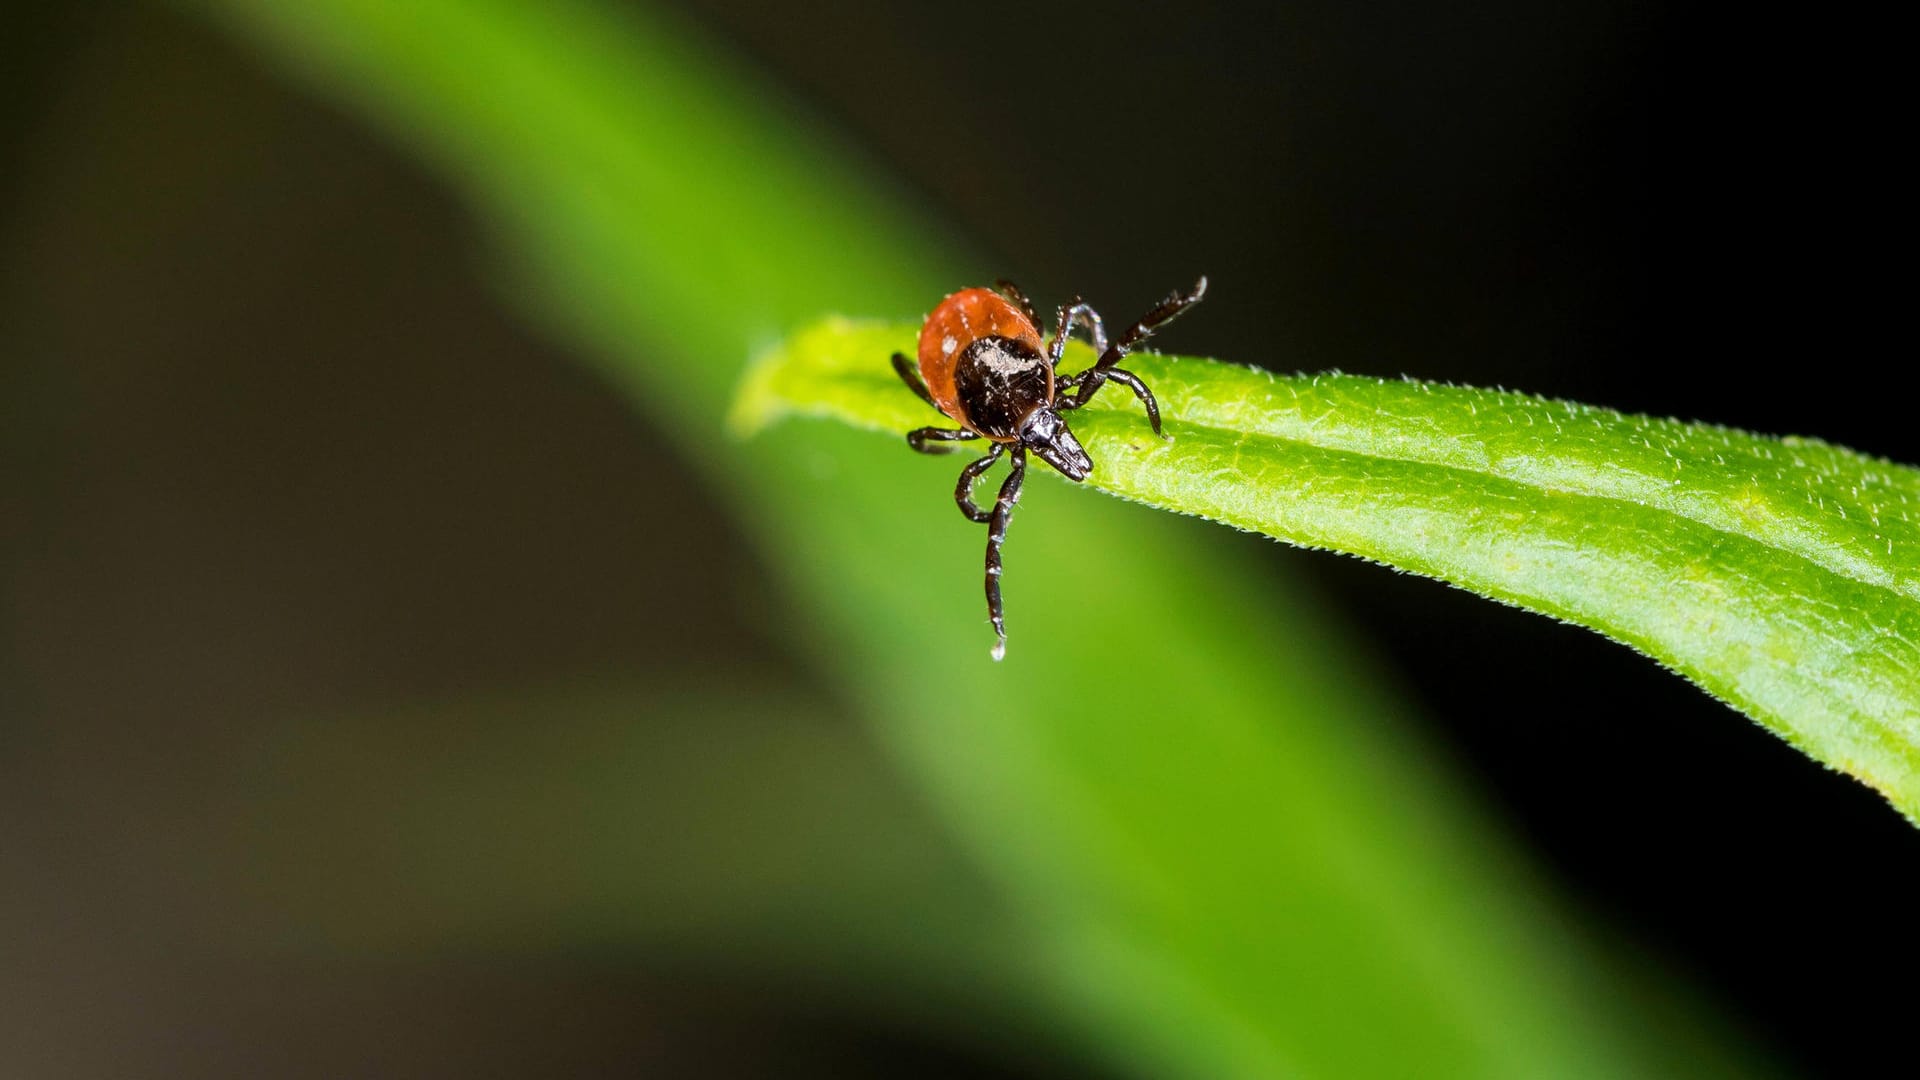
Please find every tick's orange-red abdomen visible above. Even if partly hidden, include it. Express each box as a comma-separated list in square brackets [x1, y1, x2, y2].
[917, 288, 1045, 432]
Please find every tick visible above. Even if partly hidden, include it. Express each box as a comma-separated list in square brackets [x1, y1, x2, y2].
[892, 276, 1208, 660]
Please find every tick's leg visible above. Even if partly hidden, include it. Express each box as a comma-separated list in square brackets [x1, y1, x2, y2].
[1066, 301, 1109, 357]
[953, 442, 1006, 523]
[908, 426, 978, 454]
[1099, 276, 1208, 372]
[995, 279, 1040, 330]
[983, 447, 1026, 661]
[1058, 366, 1164, 436]
[1045, 296, 1109, 367]
[1068, 276, 1207, 405]
[892, 352, 937, 410]
[1048, 297, 1076, 367]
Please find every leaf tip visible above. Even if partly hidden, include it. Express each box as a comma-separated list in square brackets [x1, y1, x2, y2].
[728, 315, 862, 439]
[726, 340, 788, 440]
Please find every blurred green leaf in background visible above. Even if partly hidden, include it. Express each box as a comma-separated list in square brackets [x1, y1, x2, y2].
[158, 0, 1772, 1076]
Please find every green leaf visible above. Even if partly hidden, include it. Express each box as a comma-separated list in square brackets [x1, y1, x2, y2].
[740, 318, 1920, 822]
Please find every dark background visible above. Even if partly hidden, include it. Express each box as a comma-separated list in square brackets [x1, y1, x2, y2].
[4, 2, 1913, 1076]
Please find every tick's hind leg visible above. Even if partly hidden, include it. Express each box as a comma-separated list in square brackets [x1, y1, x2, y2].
[893, 352, 937, 410]
[983, 447, 1027, 661]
